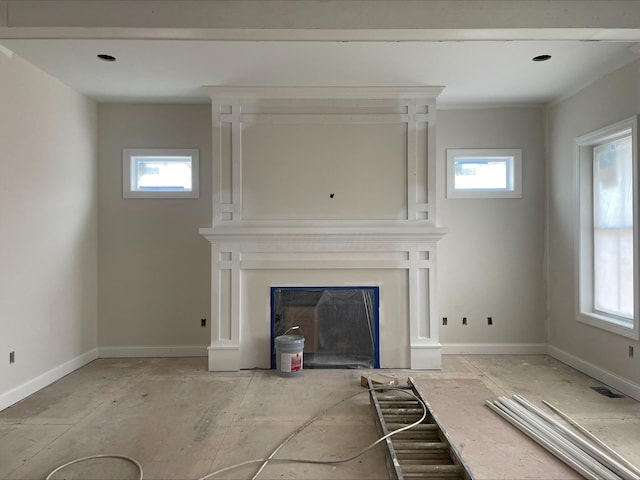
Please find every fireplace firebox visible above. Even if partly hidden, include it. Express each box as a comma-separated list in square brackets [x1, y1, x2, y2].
[271, 287, 380, 369]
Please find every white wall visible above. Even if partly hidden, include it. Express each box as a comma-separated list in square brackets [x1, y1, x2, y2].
[547, 59, 640, 394]
[97, 104, 212, 355]
[437, 107, 547, 351]
[0, 50, 97, 410]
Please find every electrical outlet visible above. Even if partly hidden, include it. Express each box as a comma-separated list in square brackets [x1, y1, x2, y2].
[488, 317, 493, 325]
[442, 317, 448, 326]
[462, 317, 467, 326]
[9, 351, 15, 364]
[201, 318, 207, 328]
[630, 346, 634, 358]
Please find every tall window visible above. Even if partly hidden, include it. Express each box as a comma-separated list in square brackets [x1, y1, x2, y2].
[593, 135, 633, 318]
[575, 117, 638, 339]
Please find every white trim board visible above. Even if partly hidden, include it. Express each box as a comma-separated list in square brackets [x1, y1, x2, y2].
[0, 348, 98, 412]
[98, 345, 208, 358]
[548, 345, 640, 402]
[441, 343, 547, 355]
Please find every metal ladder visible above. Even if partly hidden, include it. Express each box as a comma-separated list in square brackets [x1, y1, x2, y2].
[367, 376, 474, 480]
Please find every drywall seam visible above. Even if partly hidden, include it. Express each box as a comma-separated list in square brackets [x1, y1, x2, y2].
[98, 345, 208, 358]
[0, 348, 98, 412]
[441, 343, 547, 355]
[548, 345, 640, 402]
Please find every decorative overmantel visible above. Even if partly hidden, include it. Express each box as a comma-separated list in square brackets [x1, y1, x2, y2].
[200, 86, 447, 371]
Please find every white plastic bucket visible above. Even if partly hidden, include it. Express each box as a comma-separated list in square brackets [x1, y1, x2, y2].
[275, 334, 305, 377]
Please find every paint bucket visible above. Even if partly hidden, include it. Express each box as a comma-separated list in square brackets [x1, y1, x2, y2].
[275, 334, 305, 377]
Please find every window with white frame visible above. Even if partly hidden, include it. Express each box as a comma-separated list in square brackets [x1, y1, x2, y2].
[123, 148, 199, 198]
[575, 116, 639, 339]
[446, 149, 522, 198]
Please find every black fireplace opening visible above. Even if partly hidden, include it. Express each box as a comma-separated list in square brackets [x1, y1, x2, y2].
[271, 286, 380, 369]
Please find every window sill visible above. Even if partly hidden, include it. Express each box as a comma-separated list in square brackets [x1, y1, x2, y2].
[577, 311, 639, 340]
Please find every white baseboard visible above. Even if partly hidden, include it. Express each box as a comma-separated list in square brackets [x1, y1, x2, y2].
[99, 345, 208, 358]
[0, 348, 98, 412]
[441, 343, 548, 355]
[548, 345, 640, 402]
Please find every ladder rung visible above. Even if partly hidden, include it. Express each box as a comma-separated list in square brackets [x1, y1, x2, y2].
[394, 441, 449, 450]
[391, 429, 440, 436]
[392, 429, 439, 435]
[402, 464, 462, 474]
[395, 438, 442, 445]
[398, 456, 454, 463]
[381, 411, 422, 416]
[402, 474, 464, 479]
[381, 408, 424, 415]
[396, 451, 451, 457]
[387, 423, 438, 431]
[377, 399, 421, 405]
[384, 415, 420, 427]
[393, 434, 441, 442]
[376, 395, 412, 401]
[396, 450, 452, 455]
[379, 399, 420, 403]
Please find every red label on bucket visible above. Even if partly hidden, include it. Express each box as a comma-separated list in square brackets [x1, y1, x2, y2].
[281, 352, 303, 373]
[291, 352, 302, 372]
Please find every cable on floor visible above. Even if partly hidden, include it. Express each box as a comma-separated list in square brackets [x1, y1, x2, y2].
[44, 383, 426, 480]
[45, 454, 143, 480]
[250, 389, 367, 480]
[199, 384, 427, 480]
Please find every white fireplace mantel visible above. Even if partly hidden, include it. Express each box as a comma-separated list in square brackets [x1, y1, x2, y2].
[201, 222, 447, 371]
[200, 86, 446, 371]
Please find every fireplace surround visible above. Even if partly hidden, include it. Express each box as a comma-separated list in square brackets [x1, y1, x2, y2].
[200, 87, 446, 370]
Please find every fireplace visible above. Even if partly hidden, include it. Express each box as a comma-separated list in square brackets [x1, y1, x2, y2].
[200, 86, 446, 371]
[200, 225, 446, 370]
[271, 286, 380, 369]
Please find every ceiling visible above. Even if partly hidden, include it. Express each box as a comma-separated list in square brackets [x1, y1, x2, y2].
[1, 38, 639, 106]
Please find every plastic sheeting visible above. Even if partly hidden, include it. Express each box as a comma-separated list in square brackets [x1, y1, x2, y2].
[271, 287, 379, 369]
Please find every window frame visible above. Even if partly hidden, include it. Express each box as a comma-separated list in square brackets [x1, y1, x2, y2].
[445, 148, 523, 199]
[574, 116, 639, 340]
[122, 148, 200, 199]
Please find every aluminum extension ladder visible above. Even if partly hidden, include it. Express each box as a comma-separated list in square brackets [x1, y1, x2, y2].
[367, 376, 474, 480]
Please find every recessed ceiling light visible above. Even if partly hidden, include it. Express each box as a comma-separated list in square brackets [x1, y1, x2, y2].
[97, 54, 116, 62]
[532, 54, 552, 62]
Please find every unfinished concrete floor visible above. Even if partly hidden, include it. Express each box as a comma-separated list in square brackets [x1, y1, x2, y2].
[1, 355, 639, 480]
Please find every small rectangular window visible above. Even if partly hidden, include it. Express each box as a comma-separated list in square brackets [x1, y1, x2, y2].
[123, 148, 199, 198]
[446, 149, 522, 198]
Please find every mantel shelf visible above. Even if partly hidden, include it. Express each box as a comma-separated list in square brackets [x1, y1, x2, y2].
[200, 224, 448, 243]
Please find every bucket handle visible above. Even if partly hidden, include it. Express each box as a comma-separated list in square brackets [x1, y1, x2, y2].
[283, 325, 304, 336]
